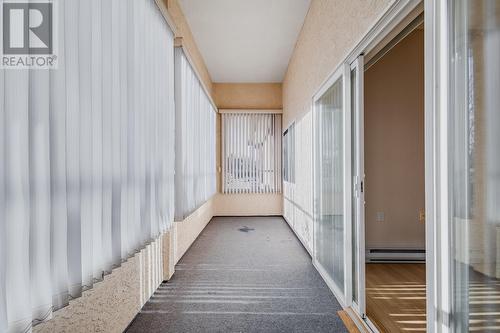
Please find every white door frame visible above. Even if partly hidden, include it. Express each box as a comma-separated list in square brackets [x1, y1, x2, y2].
[350, 55, 366, 318]
[424, 0, 452, 332]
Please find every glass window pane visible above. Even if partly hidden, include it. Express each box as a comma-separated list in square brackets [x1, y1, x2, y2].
[450, 1, 500, 331]
[315, 77, 344, 295]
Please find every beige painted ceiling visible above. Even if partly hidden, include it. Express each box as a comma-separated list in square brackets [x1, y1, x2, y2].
[178, 0, 311, 83]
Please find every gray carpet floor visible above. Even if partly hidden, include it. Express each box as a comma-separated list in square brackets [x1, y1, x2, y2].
[126, 216, 347, 333]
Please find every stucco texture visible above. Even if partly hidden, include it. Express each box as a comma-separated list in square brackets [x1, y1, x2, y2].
[283, 0, 393, 128]
[214, 83, 283, 110]
[34, 237, 166, 333]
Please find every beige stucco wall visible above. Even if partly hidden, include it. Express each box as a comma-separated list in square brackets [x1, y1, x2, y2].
[215, 193, 283, 216]
[173, 196, 217, 263]
[364, 29, 425, 249]
[282, 0, 394, 252]
[214, 83, 283, 110]
[34, 235, 167, 333]
[283, 0, 393, 128]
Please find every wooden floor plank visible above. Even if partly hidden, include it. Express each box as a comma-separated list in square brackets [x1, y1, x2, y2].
[366, 263, 427, 333]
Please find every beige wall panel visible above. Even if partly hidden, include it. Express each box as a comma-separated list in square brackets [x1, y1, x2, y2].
[282, 0, 393, 129]
[215, 193, 283, 216]
[364, 29, 425, 249]
[173, 196, 217, 263]
[214, 83, 283, 110]
[163, 230, 176, 280]
[34, 237, 165, 333]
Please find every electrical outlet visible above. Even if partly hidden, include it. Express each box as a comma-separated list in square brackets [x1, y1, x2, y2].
[376, 212, 385, 222]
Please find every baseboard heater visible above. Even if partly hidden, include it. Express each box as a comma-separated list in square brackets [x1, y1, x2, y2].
[366, 248, 426, 263]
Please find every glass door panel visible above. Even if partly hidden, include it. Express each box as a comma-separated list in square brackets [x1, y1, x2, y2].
[448, 1, 500, 332]
[314, 73, 345, 297]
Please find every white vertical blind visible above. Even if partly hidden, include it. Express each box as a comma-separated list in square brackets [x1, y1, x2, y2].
[174, 48, 217, 221]
[222, 113, 282, 194]
[0, 0, 175, 331]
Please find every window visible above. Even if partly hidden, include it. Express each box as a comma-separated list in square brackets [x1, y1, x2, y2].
[222, 113, 282, 194]
[174, 48, 217, 220]
[283, 123, 296, 184]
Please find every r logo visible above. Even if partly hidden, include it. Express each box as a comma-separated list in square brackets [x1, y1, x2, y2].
[3, 2, 53, 55]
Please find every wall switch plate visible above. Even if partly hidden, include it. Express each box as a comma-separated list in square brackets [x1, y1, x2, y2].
[376, 212, 385, 222]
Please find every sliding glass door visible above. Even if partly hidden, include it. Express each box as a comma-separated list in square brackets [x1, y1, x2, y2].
[313, 66, 352, 302]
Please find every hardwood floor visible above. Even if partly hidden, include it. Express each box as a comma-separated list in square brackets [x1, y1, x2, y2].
[366, 263, 426, 333]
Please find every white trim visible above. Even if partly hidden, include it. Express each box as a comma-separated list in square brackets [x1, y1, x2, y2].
[154, 0, 178, 36]
[312, 65, 343, 103]
[364, 12, 424, 72]
[425, 0, 452, 332]
[312, 98, 317, 263]
[350, 54, 366, 319]
[219, 109, 282, 114]
[364, 3, 424, 66]
[343, 62, 353, 307]
[424, 0, 437, 331]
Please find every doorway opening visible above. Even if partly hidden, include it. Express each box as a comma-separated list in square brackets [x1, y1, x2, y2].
[362, 18, 426, 333]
